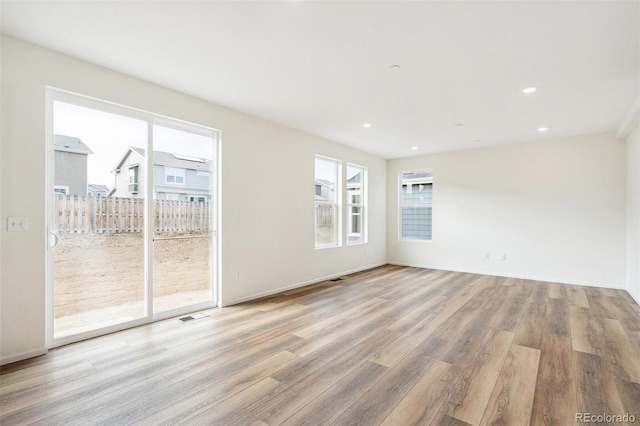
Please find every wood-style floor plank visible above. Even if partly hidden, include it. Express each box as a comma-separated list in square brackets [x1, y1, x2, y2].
[531, 296, 578, 426]
[1, 265, 639, 426]
[182, 377, 286, 426]
[480, 344, 540, 425]
[512, 300, 547, 349]
[603, 319, 640, 384]
[574, 350, 626, 417]
[379, 361, 454, 426]
[329, 334, 447, 425]
[449, 330, 514, 425]
[253, 328, 403, 426]
[130, 350, 299, 425]
[280, 360, 388, 425]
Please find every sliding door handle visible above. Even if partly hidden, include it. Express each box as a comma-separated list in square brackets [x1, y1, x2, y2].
[48, 231, 60, 250]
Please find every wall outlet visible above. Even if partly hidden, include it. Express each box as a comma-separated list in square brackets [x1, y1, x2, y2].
[500, 254, 507, 261]
[483, 252, 490, 260]
[236, 272, 240, 279]
[7, 217, 28, 232]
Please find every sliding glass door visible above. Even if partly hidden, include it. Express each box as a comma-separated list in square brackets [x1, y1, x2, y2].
[47, 89, 219, 345]
[152, 124, 215, 314]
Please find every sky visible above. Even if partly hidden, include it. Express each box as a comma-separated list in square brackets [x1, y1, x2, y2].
[54, 101, 214, 187]
[315, 157, 362, 183]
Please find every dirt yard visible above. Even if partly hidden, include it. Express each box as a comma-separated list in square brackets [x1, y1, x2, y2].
[53, 231, 212, 322]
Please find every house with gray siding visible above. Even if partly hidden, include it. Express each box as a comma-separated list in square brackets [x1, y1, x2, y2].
[314, 179, 334, 202]
[400, 170, 433, 240]
[110, 147, 212, 201]
[53, 134, 93, 195]
[87, 184, 109, 197]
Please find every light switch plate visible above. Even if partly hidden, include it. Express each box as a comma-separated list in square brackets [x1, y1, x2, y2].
[7, 217, 28, 232]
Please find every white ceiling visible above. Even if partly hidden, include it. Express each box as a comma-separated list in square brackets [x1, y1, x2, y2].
[2, 1, 639, 159]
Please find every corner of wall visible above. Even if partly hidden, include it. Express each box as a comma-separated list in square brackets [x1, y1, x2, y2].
[626, 123, 640, 304]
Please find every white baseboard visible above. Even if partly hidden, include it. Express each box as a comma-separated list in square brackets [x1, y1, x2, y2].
[387, 261, 627, 290]
[0, 348, 48, 366]
[628, 289, 640, 305]
[220, 262, 388, 307]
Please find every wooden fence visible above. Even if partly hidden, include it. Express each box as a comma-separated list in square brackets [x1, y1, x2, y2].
[55, 195, 213, 234]
[315, 204, 334, 228]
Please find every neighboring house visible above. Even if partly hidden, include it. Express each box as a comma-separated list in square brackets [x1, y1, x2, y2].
[346, 171, 362, 239]
[400, 170, 433, 240]
[400, 170, 433, 202]
[314, 179, 335, 202]
[110, 147, 212, 201]
[346, 171, 361, 202]
[87, 184, 110, 197]
[53, 134, 93, 195]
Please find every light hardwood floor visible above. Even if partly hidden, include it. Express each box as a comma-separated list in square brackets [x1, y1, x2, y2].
[1, 265, 639, 425]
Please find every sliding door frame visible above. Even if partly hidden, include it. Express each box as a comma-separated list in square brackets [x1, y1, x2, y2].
[45, 87, 221, 349]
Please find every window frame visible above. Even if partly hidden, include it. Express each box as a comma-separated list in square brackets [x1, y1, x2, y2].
[314, 155, 342, 249]
[399, 169, 433, 242]
[346, 163, 367, 245]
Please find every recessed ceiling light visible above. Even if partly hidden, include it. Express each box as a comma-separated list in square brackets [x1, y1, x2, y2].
[455, 123, 464, 127]
[411, 146, 418, 150]
[362, 123, 372, 128]
[538, 127, 548, 132]
[523, 87, 537, 94]
[390, 64, 400, 69]
[474, 139, 480, 143]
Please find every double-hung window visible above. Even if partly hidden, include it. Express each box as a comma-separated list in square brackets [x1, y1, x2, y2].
[165, 167, 185, 184]
[346, 164, 366, 245]
[400, 169, 433, 240]
[315, 155, 340, 248]
[128, 166, 139, 193]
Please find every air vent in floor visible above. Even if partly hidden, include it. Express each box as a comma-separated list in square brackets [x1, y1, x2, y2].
[179, 312, 209, 322]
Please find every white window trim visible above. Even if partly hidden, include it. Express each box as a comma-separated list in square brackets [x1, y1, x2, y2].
[315, 155, 342, 249]
[399, 169, 433, 242]
[346, 163, 367, 245]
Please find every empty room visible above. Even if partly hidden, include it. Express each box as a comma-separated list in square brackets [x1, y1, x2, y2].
[1, 1, 639, 425]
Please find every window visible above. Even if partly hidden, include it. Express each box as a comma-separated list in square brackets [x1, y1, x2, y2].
[165, 167, 185, 184]
[128, 166, 139, 193]
[190, 196, 206, 203]
[315, 155, 340, 248]
[400, 170, 433, 240]
[347, 164, 366, 245]
[165, 193, 180, 201]
[54, 185, 69, 194]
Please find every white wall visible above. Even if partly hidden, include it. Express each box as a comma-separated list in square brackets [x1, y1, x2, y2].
[0, 36, 387, 363]
[387, 134, 627, 288]
[627, 124, 640, 302]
